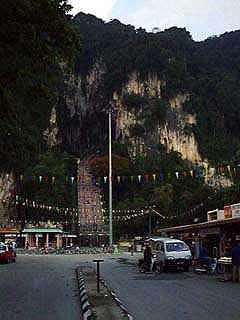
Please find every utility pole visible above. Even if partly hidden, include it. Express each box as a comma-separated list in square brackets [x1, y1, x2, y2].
[109, 109, 113, 246]
[147, 207, 166, 236]
[148, 210, 151, 237]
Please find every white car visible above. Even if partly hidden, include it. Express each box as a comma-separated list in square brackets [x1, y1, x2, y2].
[148, 237, 192, 272]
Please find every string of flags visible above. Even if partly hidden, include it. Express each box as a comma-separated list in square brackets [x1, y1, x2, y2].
[3, 195, 79, 215]
[2, 195, 104, 219]
[104, 202, 205, 222]
[11, 163, 240, 185]
[1, 193, 206, 224]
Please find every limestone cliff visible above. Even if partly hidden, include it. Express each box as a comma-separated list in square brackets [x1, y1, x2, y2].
[115, 72, 202, 164]
[0, 173, 15, 226]
[55, 67, 202, 164]
[57, 63, 202, 163]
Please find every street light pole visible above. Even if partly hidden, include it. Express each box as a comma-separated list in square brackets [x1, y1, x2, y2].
[148, 207, 166, 236]
[148, 210, 152, 237]
[108, 109, 113, 246]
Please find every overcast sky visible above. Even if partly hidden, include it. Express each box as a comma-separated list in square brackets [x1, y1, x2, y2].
[69, 0, 240, 41]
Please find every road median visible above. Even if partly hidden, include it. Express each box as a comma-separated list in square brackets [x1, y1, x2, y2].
[76, 265, 132, 320]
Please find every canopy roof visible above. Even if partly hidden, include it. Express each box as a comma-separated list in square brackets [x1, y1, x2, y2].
[0, 228, 19, 234]
[22, 228, 63, 234]
[158, 217, 240, 234]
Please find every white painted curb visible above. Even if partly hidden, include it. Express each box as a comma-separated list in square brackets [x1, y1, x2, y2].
[76, 269, 93, 319]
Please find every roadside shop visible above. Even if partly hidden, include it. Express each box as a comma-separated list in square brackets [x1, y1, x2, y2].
[157, 204, 240, 259]
[22, 227, 64, 249]
[0, 227, 19, 243]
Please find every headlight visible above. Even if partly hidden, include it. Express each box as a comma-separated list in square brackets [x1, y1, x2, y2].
[167, 256, 175, 260]
[185, 255, 192, 259]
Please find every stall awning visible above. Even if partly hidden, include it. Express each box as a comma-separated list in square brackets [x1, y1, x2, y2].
[22, 228, 63, 234]
[158, 217, 240, 234]
[0, 228, 19, 234]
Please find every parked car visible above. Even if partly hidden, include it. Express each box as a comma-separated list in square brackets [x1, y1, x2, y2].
[0, 243, 16, 264]
[147, 237, 192, 272]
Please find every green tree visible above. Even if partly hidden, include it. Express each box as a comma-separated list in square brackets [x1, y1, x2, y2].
[150, 184, 174, 217]
[0, 0, 80, 173]
[23, 152, 77, 223]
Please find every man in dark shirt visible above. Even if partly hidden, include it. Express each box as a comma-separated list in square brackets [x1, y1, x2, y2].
[144, 244, 152, 272]
[231, 238, 240, 282]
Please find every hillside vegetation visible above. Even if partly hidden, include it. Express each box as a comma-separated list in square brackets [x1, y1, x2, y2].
[74, 13, 240, 164]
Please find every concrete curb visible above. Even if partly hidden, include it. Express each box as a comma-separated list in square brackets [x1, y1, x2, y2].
[101, 280, 134, 320]
[75, 269, 94, 320]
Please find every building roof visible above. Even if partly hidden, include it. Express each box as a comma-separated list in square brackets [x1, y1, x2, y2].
[0, 228, 19, 234]
[158, 217, 240, 234]
[22, 228, 63, 234]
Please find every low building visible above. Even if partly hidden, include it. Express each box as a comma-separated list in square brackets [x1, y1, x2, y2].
[22, 227, 64, 249]
[0, 227, 19, 243]
[157, 216, 240, 259]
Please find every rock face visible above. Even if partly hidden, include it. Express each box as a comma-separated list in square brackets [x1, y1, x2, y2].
[50, 67, 203, 165]
[56, 67, 231, 194]
[125, 71, 165, 98]
[0, 173, 15, 226]
[159, 93, 202, 163]
[159, 124, 202, 163]
[114, 72, 202, 164]
[43, 106, 59, 147]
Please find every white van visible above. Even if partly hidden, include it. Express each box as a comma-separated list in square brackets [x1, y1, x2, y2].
[147, 237, 192, 272]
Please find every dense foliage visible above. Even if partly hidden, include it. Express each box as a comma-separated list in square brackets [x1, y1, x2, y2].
[74, 13, 240, 163]
[71, 14, 240, 235]
[0, 0, 80, 173]
[2, 7, 240, 235]
[21, 152, 77, 231]
[90, 148, 215, 237]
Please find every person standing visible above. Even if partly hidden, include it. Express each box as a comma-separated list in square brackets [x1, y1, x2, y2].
[144, 243, 152, 272]
[231, 238, 240, 283]
[25, 241, 30, 250]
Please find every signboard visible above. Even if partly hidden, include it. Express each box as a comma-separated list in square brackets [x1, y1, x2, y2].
[207, 209, 218, 221]
[0, 228, 19, 234]
[118, 241, 131, 247]
[199, 227, 220, 236]
[231, 203, 240, 218]
[224, 205, 232, 219]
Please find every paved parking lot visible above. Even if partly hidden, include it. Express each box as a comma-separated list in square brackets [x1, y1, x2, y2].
[100, 253, 240, 320]
[1, 253, 240, 320]
[0, 255, 81, 320]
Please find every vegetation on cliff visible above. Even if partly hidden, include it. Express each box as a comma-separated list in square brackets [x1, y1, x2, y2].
[74, 13, 240, 164]
[70, 13, 240, 234]
[0, 0, 80, 173]
[2, 5, 240, 232]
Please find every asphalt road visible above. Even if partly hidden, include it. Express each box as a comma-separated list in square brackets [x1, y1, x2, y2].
[1, 253, 240, 320]
[0, 255, 83, 320]
[99, 253, 240, 320]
